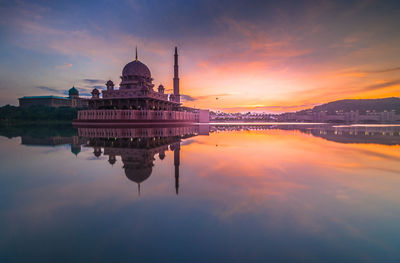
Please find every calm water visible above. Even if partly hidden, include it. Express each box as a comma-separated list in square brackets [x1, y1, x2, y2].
[0, 124, 400, 262]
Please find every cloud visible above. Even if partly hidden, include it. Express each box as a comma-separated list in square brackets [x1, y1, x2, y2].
[338, 67, 400, 77]
[77, 85, 103, 93]
[181, 93, 231, 102]
[82, 79, 105, 84]
[364, 67, 400, 74]
[180, 95, 196, 102]
[55, 63, 72, 69]
[35, 86, 64, 94]
[4, 11, 166, 66]
[361, 80, 400, 91]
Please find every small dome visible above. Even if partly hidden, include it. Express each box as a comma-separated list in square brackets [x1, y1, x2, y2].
[106, 80, 114, 86]
[92, 88, 99, 94]
[93, 147, 102, 157]
[69, 86, 79, 96]
[108, 155, 116, 165]
[122, 60, 151, 78]
[71, 145, 81, 156]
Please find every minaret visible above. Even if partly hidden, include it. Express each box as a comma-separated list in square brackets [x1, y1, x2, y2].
[173, 47, 180, 103]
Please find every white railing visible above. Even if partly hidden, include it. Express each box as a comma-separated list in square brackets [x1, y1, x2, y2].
[78, 126, 199, 138]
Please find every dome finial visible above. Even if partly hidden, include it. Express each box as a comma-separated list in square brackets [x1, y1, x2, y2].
[135, 46, 138, 61]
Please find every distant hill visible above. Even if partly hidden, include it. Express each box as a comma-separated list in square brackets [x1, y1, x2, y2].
[308, 97, 400, 114]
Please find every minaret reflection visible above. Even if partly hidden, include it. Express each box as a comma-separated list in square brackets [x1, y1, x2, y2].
[175, 147, 180, 195]
[79, 126, 208, 196]
[170, 143, 180, 195]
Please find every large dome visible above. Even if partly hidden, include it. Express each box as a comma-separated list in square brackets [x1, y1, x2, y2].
[122, 60, 151, 78]
[124, 165, 152, 183]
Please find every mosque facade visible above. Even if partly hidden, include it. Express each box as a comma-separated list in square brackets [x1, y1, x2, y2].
[73, 47, 209, 125]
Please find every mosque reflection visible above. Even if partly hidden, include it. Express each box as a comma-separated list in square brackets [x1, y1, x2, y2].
[80, 126, 208, 195]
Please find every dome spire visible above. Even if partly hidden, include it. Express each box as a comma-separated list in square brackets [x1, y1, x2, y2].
[135, 46, 138, 61]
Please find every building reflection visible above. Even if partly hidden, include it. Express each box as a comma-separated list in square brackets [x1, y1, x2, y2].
[80, 126, 207, 195]
[22, 135, 87, 156]
[210, 124, 400, 145]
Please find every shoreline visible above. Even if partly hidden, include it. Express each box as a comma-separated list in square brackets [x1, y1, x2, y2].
[2, 120, 400, 127]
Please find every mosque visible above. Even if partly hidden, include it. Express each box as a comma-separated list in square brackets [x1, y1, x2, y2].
[73, 47, 209, 125]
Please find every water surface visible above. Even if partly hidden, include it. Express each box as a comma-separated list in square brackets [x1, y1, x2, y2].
[0, 124, 399, 262]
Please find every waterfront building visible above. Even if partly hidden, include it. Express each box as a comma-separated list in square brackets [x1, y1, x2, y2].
[277, 110, 400, 123]
[18, 87, 88, 108]
[74, 47, 209, 125]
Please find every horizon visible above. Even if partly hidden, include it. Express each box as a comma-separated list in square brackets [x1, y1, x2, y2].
[1, 0, 400, 113]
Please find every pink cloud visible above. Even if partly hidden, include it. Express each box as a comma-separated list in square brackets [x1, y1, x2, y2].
[55, 63, 72, 69]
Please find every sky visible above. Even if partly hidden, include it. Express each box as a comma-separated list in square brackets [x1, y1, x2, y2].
[0, 0, 399, 113]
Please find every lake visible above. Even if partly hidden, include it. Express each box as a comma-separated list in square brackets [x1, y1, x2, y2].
[0, 123, 400, 262]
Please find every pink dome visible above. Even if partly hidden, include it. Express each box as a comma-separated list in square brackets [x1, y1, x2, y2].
[122, 60, 151, 78]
